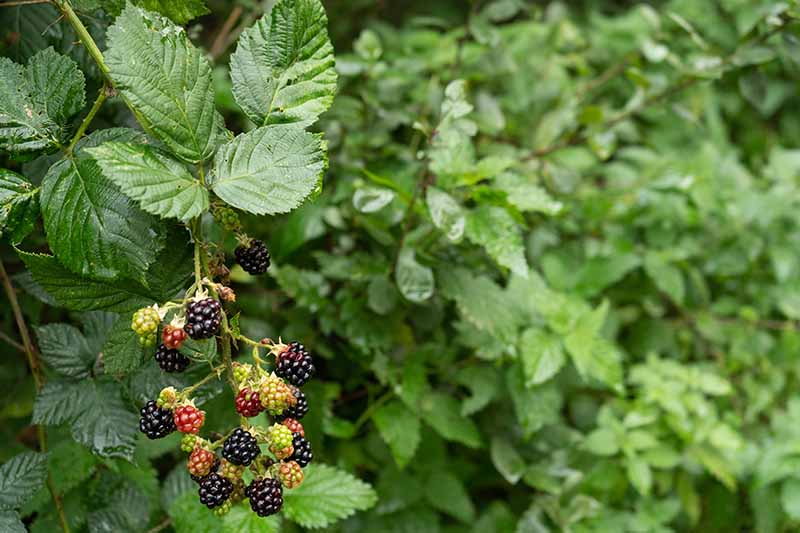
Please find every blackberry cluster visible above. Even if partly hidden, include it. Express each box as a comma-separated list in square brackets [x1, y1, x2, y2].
[154, 343, 190, 373]
[184, 298, 221, 339]
[222, 428, 261, 466]
[139, 400, 176, 439]
[235, 239, 271, 275]
[291, 433, 313, 467]
[199, 473, 234, 509]
[277, 386, 308, 420]
[275, 342, 315, 387]
[246, 477, 283, 517]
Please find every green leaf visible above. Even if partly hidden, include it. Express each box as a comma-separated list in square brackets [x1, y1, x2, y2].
[211, 125, 327, 215]
[465, 205, 528, 277]
[419, 391, 482, 448]
[230, 0, 337, 127]
[395, 248, 434, 303]
[283, 464, 377, 528]
[426, 186, 465, 241]
[373, 400, 421, 469]
[32, 379, 137, 460]
[781, 479, 800, 520]
[490, 437, 526, 484]
[563, 301, 623, 393]
[136, 0, 209, 24]
[35, 324, 95, 378]
[87, 142, 209, 221]
[424, 470, 475, 523]
[367, 277, 398, 315]
[22, 440, 97, 514]
[583, 428, 620, 456]
[102, 315, 145, 377]
[40, 130, 164, 281]
[0, 47, 84, 153]
[455, 366, 499, 416]
[0, 169, 39, 244]
[0, 512, 24, 533]
[222, 505, 280, 532]
[627, 456, 652, 496]
[506, 365, 562, 437]
[518, 328, 566, 386]
[494, 173, 562, 215]
[353, 186, 395, 213]
[644, 252, 684, 303]
[439, 267, 519, 343]
[0, 451, 48, 510]
[689, 445, 737, 491]
[170, 491, 279, 533]
[106, 5, 223, 163]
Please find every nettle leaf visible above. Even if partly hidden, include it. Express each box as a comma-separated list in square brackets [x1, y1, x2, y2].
[465, 205, 528, 278]
[0, 451, 48, 510]
[0, 47, 84, 153]
[136, 0, 209, 24]
[35, 323, 95, 378]
[230, 0, 337, 127]
[283, 464, 377, 528]
[395, 248, 434, 303]
[211, 125, 327, 215]
[419, 391, 482, 448]
[506, 365, 562, 438]
[100, 315, 143, 377]
[563, 301, 624, 393]
[87, 142, 209, 221]
[519, 328, 566, 386]
[426, 186, 465, 241]
[490, 437, 526, 485]
[0, 169, 39, 244]
[40, 129, 165, 280]
[33, 378, 137, 460]
[455, 366, 500, 416]
[424, 470, 475, 523]
[373, 400, 421, 469]
[106, 4, 223, 163]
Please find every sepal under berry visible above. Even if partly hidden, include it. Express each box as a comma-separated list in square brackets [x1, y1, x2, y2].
[139, 400, 176, 440]
[274, 342, 315, 387]
[246, 477, 283, 517]
[277, 461, 304, 489]
[198, 473, 233, 509]
[221, 427, 261, 466]
[174, 403, 205, 434]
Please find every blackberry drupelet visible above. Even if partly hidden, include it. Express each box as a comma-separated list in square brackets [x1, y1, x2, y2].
[246, 477, 283, 517]
[235, 239, 271, 275]
[198, 473, 233, 509]
[275, 342, 315, 387]
[154, 343, 190, 373]
[222, 428, 261, 466]
[277, 386, 308, 420]
[291, 432, 313, 467]
[184, 298, 221, 339]
[139, 400, 176, 439]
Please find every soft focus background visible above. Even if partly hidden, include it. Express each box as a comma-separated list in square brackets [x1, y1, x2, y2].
[3, 0, 800, 531]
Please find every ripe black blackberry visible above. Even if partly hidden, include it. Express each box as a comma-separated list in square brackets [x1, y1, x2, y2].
[139, 400, 176, 439]
[291, 432, 313, 467]
[154, 343, 190, 373]
[235, 239, 270, 275]
[198, 473, 233, 509]
[221, 428, 261, 466]
[275, 342, 315, 387]
[276, 386, 309, 421]
[184, 298, 221, 339]
[246, 477, 283, 517]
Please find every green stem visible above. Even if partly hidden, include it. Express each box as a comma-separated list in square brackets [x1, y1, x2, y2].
[54, 0, 109, 78]
[0, 260, 70, 533]
[67, 84, 107, 153]
[181, 364, 226, 397]
[353, 390, 393, 432]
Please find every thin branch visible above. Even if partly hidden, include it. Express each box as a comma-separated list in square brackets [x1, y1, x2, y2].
[67, 84, 108, 153]
[146, 518, 171, 533]
[209, 5, 242, 59]
[0, 0, 49, 7]
[0, 260, 70, 533]
[0, 330, 24, 352]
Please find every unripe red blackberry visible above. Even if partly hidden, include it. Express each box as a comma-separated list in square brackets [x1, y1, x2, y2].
[235, 239, 270, 275]
[174, 403, 205, 434]
[235, 387, 263, 417]
[281, 418, 305, 437]
[246, 477, 283, 517]
[198, 473, 233, 509]
[187, 447, 215, 478]
[275, 342, 315, 387]
[291, 432, 313, 467]
[162, 324, 187, 349]
[277, 461, 304, 489]
[221, 427, 261, 466]
[184, 298, 221, 340]
[154, 343, 190, 373]
[277, 386, 308, 421]
[139, 400, 175, 439]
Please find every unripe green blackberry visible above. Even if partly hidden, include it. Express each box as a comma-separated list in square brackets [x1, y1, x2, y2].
[259, 374, 296, 416]
[181, 434, 198, 453]
[157, 386, 178, 409]
[214, 206, 241, 231]
[131, 307, 160, 346]
[213, 499, 232, 517]
[219, 458, 244, 481]
[267, 423, 294, 459]
[232, 362, 253, 385]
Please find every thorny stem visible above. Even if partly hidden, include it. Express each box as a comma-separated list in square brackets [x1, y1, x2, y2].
[0, 260, 70, 533]
[0, 0, 50, 7]
[66, 84, 108, 153]
[54, 0, 109, 77]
